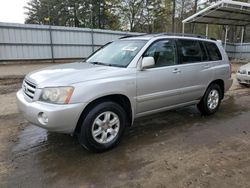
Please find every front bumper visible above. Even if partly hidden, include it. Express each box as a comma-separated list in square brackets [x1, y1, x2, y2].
[236, 73, 250, 85]
[16, 90, 86, 134]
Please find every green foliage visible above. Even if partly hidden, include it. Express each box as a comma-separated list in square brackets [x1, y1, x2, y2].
[25, 0, 250, 42]
[25, 0, 120, 29]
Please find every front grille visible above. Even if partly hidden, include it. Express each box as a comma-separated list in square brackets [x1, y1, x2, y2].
[22, 80, 36, 99]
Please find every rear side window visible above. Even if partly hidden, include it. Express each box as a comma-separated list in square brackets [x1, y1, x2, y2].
[204, 42, 222, 61]
[177, 39, 208, 64]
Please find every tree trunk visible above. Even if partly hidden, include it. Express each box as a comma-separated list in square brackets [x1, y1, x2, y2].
[172, 0, 176, 33]
[98, 0, 101, 28]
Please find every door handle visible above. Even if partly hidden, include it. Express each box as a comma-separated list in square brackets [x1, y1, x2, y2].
[172, 68, 181, 73]
[204, 64, 211, 69]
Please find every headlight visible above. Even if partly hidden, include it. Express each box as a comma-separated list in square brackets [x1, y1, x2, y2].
[39, 87, 74, 104]
[238, 69, 246, 74]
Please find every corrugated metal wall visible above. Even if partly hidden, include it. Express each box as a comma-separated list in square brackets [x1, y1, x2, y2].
[225, 43, 250, 61]
[0, 22, 249, 61]
[0, 22, 138, 61]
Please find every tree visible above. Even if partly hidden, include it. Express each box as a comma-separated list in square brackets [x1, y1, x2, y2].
[24, 0, 250, 43]
[25, 0, 121, 29]
[118, 0, 144, 31]
[118, 0, 172, 33]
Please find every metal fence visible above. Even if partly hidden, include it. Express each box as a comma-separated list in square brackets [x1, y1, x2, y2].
[225, 43, 250, 61]
[0, 22, 250, 61]
[0, 22, 139, 61]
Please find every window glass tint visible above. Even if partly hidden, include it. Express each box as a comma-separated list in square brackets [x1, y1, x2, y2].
[177, 39, 205, 64]
[200, 42, 209, 61]
[144, 40, 177, 68]
[204, 42, 222, 61]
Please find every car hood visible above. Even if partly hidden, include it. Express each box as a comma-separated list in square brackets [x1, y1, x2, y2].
[26, 62, 130, 87]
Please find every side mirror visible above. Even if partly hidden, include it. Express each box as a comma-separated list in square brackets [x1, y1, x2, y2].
[141, 57, 155, 69]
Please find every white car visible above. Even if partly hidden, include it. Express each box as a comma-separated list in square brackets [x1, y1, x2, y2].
[236, 63, 250, 86]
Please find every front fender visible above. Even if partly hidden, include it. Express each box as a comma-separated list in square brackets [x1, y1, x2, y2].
[70, 74, 137, 114]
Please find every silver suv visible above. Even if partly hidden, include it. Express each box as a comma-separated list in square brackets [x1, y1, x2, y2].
[16, 34, 233, 152]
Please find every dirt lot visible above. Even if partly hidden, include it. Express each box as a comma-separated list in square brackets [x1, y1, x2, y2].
[0, 62, 250, 188]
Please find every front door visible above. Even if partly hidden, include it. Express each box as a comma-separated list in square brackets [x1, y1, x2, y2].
[136, 39, 186, 114]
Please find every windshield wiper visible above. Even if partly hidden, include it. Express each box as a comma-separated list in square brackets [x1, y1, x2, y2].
[89, 61, 125, 68]
[89, 61, 107, 66]
[107, 64, 125, 68]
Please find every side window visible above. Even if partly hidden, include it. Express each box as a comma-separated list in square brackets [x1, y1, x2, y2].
[200, 42, 209, 61]
[144, 40, 177, 68]
[204, 42, 222, 61]
[177, 39, 206, 64]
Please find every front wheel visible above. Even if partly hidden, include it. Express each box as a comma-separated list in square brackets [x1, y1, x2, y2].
[197, 84, 222, 116]
[78, 101, 127, 152]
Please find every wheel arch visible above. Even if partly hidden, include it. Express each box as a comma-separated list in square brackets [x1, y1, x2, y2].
[207, 79, 225, 99]
[74, 94, 133, 135]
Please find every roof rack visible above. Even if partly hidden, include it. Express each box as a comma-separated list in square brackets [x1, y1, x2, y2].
[152, 32, 217, 41]
[119, 33, 217, 41]
[153, 32, 206, 38]
[119, 34, 145, 39]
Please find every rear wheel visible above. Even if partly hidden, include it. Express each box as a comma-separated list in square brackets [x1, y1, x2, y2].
[197, 84, 222, 115]
[78, 101, 127, 152]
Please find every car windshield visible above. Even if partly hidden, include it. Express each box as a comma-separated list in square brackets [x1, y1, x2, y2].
[86, 40, 147, 67]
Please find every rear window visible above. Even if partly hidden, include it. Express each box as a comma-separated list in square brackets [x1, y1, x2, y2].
[204, 42, 222, 61]
[177, 39, 208, 64]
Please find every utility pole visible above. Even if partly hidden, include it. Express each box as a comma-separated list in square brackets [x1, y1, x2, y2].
[98, 0, 101, 28]
[98, 1, 104, 29]
[70, 3, 79, 27]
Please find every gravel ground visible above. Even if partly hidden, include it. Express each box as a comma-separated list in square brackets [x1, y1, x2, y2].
[0, 62, 250, 188]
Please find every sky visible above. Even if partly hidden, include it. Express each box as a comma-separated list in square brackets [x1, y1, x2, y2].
[0, 0, 29, 24]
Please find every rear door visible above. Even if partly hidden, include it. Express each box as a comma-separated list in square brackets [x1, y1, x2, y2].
[203, 41, 224, 81]
[175, 39, 213, 102]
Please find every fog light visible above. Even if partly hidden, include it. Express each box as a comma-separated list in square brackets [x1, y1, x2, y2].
[38, 112, 49, 125]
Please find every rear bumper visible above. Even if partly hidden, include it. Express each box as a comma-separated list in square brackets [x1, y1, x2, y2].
[236, 73, 250, 85]
[16, 90, 86, 134]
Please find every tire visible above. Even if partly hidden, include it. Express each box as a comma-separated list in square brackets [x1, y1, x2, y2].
[78, 101, 127, 152]
[239, 83, 249, 87]
[197, 84, 222, 116]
